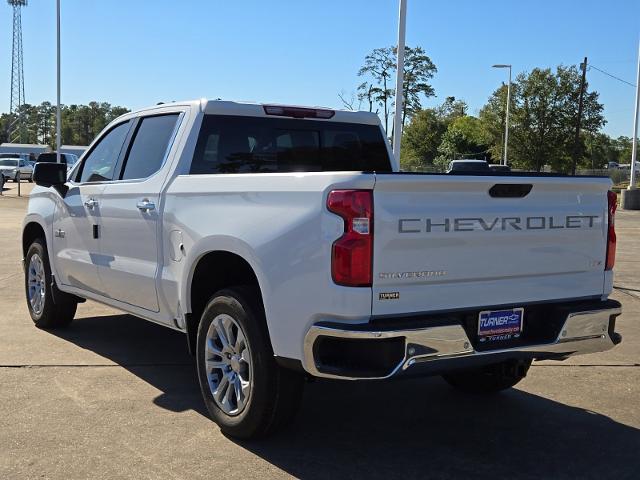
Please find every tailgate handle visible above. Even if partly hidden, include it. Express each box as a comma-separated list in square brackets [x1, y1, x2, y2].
[489, 184, 532, 198]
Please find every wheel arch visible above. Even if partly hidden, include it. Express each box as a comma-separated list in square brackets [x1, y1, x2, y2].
[184, 241, 270, 355]
[22, 221, 47, 256]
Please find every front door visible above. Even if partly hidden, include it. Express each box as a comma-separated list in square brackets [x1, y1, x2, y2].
[97, 113, 181, 312]
[52, 120, 132, 294]
[52, 183, 105, 294]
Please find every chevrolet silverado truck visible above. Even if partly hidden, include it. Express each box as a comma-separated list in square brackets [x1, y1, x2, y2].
[22, 99, 622, 439]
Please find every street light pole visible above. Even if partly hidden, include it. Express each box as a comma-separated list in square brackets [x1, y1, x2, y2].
[56, 0, 61, 164]
[392, 0, 407, 166]
[629, 39, 640, 190]
[492, 64, 512, 166]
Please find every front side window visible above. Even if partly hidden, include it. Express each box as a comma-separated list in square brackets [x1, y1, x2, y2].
[190, 115, 392, 174]
[120, 114, 179, 180]
[78, 121, 130, 183]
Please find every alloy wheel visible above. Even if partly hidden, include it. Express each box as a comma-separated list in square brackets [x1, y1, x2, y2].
[204, 313, 252, 415]
[27, 254, 46, 315]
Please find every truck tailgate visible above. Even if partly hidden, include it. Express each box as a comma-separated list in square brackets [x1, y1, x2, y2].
[372, 174, 611, 316]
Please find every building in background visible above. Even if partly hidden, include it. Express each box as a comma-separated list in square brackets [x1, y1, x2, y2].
[0, 143, 50, 159]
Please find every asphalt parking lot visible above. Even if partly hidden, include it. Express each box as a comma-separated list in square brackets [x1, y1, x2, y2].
[1, 185, 639, 480]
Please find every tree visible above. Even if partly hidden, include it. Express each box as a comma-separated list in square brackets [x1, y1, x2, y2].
[397, 46, 437, 129]
[612, 136, 633, 164]
[479, 84, 509, 162]
[352, 45, 437, 136]
[400, 98, 469, 171]
[400, 109, 447, 171]
[358, 47, 396, 133]
[0, 101, 130, 148]
[479, 65, 605, 172]
[434, 116, 492, 170]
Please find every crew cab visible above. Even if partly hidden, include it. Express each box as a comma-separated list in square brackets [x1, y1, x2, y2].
[22, 99, 622, 439]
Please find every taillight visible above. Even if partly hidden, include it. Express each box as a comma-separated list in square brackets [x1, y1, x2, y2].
[606, 190, 617, 271]
[327, 190, 373, 286]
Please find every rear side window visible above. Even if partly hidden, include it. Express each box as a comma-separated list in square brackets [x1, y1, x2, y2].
[120, 114, 179, 180]
[190, 115, 392, 174]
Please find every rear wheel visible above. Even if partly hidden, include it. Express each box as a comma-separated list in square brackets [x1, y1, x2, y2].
[25, 239, 77, 329]
[196, 287, 304, 439]
[442, 359, 532, 394]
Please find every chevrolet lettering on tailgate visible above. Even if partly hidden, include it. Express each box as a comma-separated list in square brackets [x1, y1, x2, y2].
[398, 215, 600, 233]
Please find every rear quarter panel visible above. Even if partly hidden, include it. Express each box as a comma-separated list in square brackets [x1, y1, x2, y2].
[163, 172, 375, 360]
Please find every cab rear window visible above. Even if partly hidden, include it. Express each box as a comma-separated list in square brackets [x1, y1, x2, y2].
[190, 115, 392, 174]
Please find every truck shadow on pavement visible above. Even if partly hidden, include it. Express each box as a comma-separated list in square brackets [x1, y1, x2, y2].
[51, 313, 640, 479]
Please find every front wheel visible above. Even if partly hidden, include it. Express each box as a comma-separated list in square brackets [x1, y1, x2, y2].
[196, 287, 304, 439]
[13, 174, 19, 183]
[442, 359, 532, 394]
[25, 239, 77, 329]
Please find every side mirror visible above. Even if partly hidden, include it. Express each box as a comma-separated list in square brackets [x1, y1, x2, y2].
[33, 162, 67, 187]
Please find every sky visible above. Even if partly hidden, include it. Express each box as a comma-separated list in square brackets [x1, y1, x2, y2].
[0, 0, 638, 138]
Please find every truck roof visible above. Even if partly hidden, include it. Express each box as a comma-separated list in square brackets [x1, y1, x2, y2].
[128, 99, 383, 126]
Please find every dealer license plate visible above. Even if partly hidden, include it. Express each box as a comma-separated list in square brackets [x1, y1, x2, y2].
[478, 308, 524, 342]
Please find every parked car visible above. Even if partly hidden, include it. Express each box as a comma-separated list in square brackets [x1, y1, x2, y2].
[605, 161, 620, 170]
[618, 163, 640, 173]
[447, 159, 491, 173]
[0, 157, 34, 182]
[23, 99, 622, 439]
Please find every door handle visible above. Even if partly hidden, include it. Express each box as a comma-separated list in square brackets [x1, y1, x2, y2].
[84, 198, 98, 209]
[137, 199, 156, 212]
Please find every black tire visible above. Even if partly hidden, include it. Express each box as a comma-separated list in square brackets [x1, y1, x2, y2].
[442, 359, 532, 394]
[24, 238, 77, 329]
[196, 286, 304, 439]
[14, 173, 19, 183]
[28, 175, 33, 183]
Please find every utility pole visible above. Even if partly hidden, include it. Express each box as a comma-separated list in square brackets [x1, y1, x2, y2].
[492, 64, 512, 166]
[571, 56, 587, 175]
[56, 0, 61, 163]
[629, 40, 640, 190]
[392, 0, 407, 166]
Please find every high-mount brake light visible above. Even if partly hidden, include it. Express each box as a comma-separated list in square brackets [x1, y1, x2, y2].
[263, 105, 335, 119]
[606, 190, 617, 271]
[327, 190, 373, 287]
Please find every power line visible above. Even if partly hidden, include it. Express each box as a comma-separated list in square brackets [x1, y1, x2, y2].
[588, 63, 637, 88]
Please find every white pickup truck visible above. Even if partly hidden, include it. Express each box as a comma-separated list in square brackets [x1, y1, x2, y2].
[23, 99, 622, 439]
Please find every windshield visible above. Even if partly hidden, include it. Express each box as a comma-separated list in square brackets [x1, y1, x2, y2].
[0, 159, 18, 167]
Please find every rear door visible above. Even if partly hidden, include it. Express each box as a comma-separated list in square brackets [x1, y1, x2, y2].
[372, 174, 611, 316]
[97, 112, 182, 312]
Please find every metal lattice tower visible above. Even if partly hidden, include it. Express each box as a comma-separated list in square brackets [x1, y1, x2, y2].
[8, 0, 27, 143]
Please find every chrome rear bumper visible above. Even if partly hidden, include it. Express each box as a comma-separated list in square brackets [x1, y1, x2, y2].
[303, 303, 622, 380]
